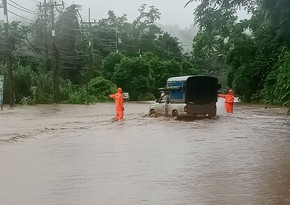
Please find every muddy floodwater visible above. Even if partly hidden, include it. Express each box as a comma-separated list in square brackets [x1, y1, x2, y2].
[0, 100, 290, 205]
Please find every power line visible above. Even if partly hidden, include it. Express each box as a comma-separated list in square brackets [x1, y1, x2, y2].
[8, 0, 38, 14]
[28, 0, 40, 3]
[58, 52, 84, 58]
[57, 12, 79, 21]
[8, 33, 25, 41]
[57, 22, 82, 31]
[58, 49, 83, 54]
[58, 53, 84, 57]
[59, 32, 83, 38]
[7, 2, 37, 15]
[9, 33, 48, 51]
[8, 10, 35, 22]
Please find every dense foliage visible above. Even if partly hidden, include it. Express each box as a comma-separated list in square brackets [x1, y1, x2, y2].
[0, 0, 289, 114]
[0, 3, 189, 104]
[186, 0, 290, 113]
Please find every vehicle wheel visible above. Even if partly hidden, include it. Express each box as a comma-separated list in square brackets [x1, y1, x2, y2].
[149, 109, 156, 117]
[172, 110, 178, 120]
[208, 111, 216, 118]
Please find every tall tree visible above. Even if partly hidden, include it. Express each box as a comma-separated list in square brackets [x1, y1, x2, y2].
[261, 0, 290, 44]
[56, 4, 83, 84]
[112, 55, 154, 100]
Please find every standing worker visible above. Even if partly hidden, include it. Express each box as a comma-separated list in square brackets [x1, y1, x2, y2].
[109, 87, 124, 121]
[218, 89, 235, 113]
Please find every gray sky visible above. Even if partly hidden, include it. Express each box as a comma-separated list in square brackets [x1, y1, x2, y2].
[1, 0, 249, 28]
[70, 0, 198, 28]
[1, 0, 198, 28]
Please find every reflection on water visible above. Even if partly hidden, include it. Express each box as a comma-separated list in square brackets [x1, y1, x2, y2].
[0, 101, 290, 205]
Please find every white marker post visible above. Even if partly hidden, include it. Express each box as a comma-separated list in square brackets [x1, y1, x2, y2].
[0, 75, 4, 110]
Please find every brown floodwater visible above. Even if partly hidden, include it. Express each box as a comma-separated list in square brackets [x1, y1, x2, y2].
[0, 100, 289, 205]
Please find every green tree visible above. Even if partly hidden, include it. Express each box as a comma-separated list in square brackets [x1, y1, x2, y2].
[261, 0, 290, 45]
[153, 32, 183, 60]
[101, 52, 124, 80]
[88, 76, 117, 101]
[185, 0, 257, 12]
[261, 49, 290, 106]
[181, 60, 198, 76]
[188, 0, 290, 113]
[91, 10, 128, 59]
[56, 4, 83, 84]
[112, 56, 154, 100]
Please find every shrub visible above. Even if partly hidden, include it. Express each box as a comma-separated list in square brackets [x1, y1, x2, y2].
[88, 76, 117, 102]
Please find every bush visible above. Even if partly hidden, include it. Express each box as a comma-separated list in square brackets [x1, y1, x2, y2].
[88, 76, 117, 102]
[14, 65, 34, 103]
[140, 93, 155, 101]
[20, 96, 35, 105]
[262, 49, 290, 107]
[64, 85, 93, 104]
[31, 71, 54, 104]
[63, 77, 117, 104]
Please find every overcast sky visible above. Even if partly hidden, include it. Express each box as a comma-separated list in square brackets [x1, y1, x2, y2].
[1, 0, 198, 28]
[1, 0, 248, 29]
[70, 0, 198, 28]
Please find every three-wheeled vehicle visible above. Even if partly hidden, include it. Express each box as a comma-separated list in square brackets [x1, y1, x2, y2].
[149, 75, 221, 118]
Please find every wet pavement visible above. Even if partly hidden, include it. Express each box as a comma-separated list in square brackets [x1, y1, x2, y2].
[0, 100, 290, 205]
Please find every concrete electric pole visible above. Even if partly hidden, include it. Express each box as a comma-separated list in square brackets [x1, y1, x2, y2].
[1, 0, 14, 107]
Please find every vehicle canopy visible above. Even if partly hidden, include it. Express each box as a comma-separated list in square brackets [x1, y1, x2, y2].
[166, 75, 220, 104]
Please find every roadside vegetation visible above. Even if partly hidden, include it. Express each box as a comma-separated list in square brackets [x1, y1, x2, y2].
[0, 0, 289, 113]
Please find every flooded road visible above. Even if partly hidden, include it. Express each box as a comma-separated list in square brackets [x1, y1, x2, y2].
[0, 100, 290, 205]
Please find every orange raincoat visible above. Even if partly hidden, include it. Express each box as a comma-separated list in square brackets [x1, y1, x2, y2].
[110, 87, 124, 120]
[218, 89, 234, 113]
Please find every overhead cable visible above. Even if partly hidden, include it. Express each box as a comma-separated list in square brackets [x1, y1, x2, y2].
[8, 10, 35, 22]
[7, 2, 37, 15]
[9, 0, 38, 14]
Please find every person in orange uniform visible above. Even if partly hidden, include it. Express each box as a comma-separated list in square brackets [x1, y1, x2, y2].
[110, 87, 124, 121]
[218, 89, 235, 113]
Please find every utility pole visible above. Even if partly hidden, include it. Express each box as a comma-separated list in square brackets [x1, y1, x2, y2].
[82, 8, 97, 27]
[88, 8, 91, 28]
[2, 0, 14, 107]
[49, 0, 63, 103]
[88, 7, 93, 63]
[115, 24, 119, 52]
[87, 8, 96, 83]
[43, 0, 49, 71]
[78, 11, 89, 104]
[82, 8, 97, 85]
[39, 0, 49, 71]
[138, 35, 142, 57]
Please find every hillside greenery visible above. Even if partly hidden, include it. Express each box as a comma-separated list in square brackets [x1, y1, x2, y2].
[0, 1, 289, 114]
